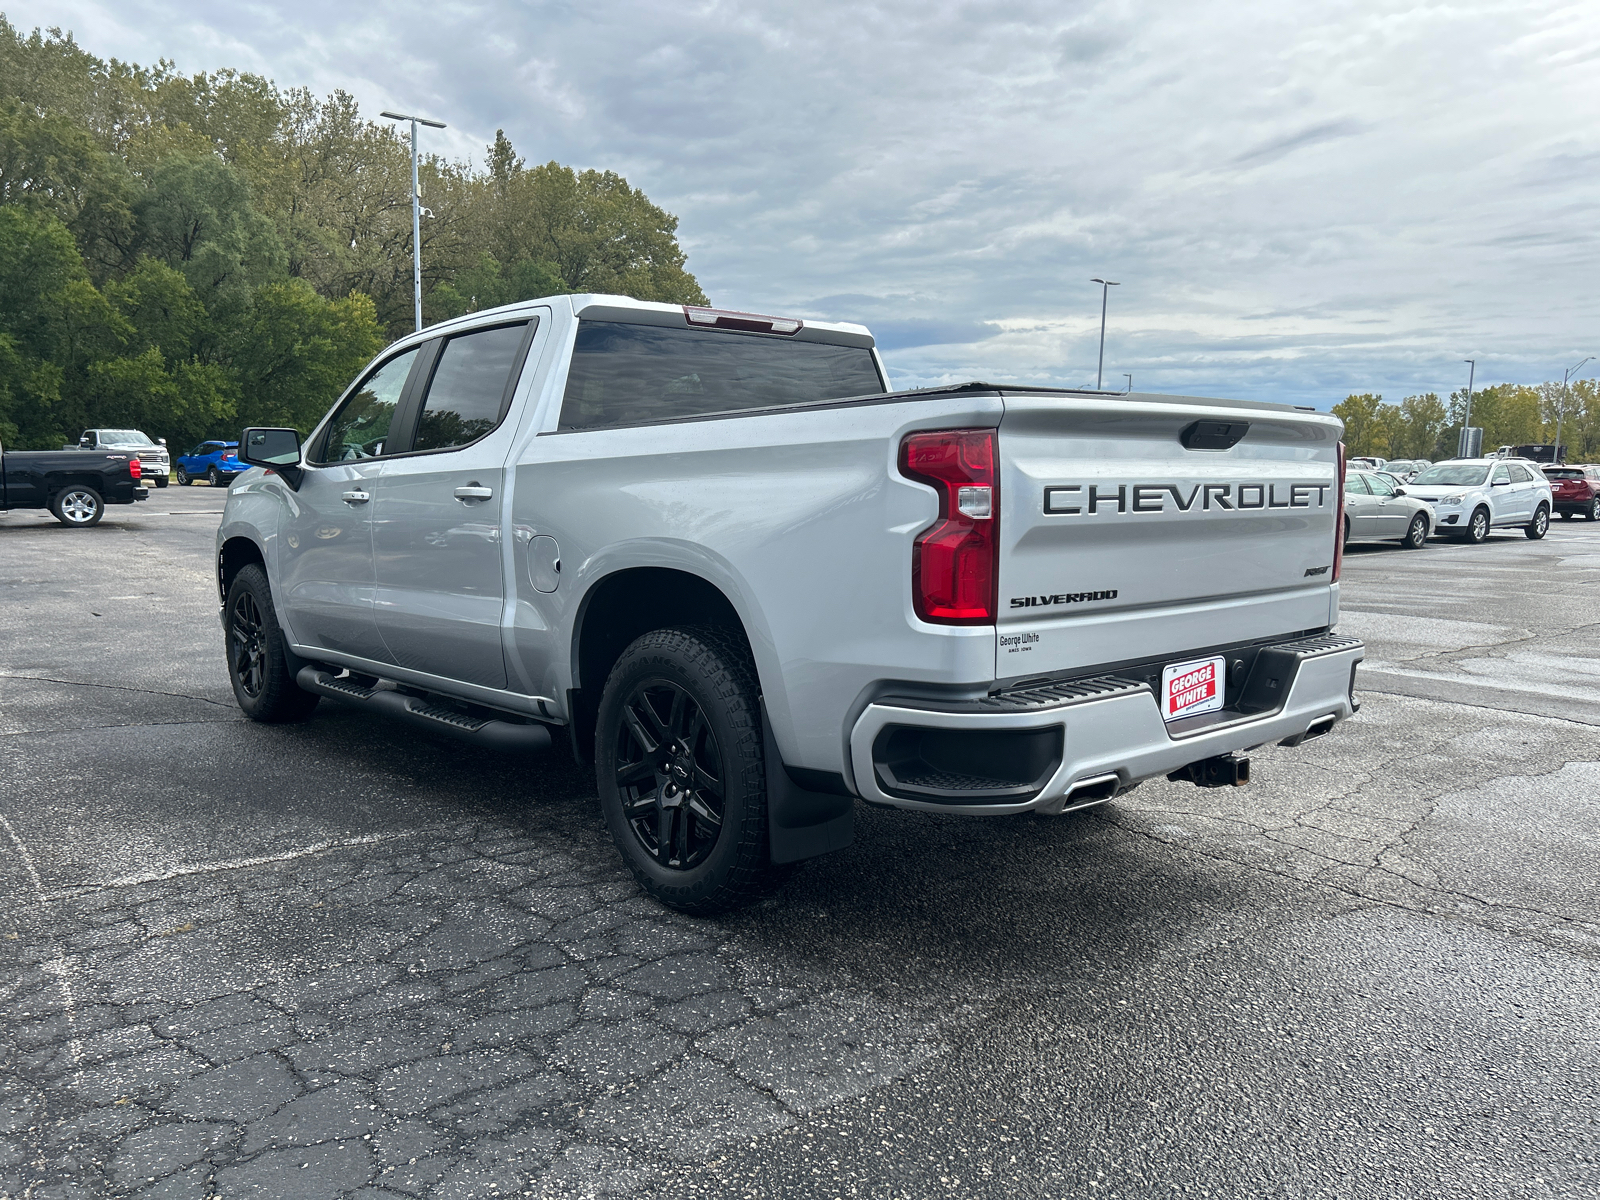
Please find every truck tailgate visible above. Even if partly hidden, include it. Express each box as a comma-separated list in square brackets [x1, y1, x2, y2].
[995, 393, 1340, 679]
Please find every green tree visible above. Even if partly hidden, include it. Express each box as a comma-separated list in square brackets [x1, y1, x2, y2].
[135, 153, 284, 297]
[427, 251, 566, 322]
[226, 279, 383, 431]
[1394, 393, 1446, 460]
[1332, 393, 1385, 456]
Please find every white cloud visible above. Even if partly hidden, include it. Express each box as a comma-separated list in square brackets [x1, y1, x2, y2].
[11, 0, 1600, 406]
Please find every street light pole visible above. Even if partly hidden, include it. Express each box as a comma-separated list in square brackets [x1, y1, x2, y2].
[379, 109, 448, 332]
[1459, 359, 1476, 457]
[1090, 278, 1119, 390]
[1558, 356, 1592, 464]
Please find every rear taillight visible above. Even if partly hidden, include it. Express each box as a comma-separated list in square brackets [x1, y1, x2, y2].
[1332, 441, 1345, 583]
[128, 456, 141, 482]
[900, 428, 998, 624]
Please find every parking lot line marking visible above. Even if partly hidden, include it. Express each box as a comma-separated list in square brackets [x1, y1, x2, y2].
[0, 812, 82, 1064]
[36, 832, 416, 903]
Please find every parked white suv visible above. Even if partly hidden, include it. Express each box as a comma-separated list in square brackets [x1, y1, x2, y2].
[1403, 458, 1552, 542]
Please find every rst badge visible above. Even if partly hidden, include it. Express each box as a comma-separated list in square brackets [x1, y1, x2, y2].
[1161, 654, 1226, 722]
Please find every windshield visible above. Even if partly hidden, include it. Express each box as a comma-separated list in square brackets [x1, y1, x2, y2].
[96, 430, 155, 446]
[1412, 464, 1489, 487]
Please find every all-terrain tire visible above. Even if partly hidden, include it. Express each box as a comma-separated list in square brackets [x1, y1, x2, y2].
[224, 563, 320, 723]
[595, 625, 785, 914]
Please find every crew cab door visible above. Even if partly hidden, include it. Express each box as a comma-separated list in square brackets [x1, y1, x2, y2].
[370, 318, 542, 690]
[277, 345, 421, 662]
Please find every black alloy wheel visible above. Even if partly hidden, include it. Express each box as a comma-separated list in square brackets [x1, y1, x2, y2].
[1526, 504, 1549, 540]
[224, 563, 320, 722]
[1342, 516, 1351, 546]
[614, 679, 726, 871]
[1402, 513, 1429, 549]
[175, 466, 190, 485]
[229, 589, 269, 700]
[1467, 507, 1490, 543]
[595, 625, 784, 913]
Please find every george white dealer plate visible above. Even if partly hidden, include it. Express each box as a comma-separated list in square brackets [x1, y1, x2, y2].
[1161, 654, 1226, 722]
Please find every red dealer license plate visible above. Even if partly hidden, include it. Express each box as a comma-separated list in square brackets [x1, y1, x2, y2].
[1161, 655, 1227, 722]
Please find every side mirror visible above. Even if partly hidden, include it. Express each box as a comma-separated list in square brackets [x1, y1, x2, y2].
[78, 437, 91, 448]
[240, 427, 304, 490]
[158, 437, 167, 446]
[1393, 487, 1406, 497]
[1491, 479, 1509, 487]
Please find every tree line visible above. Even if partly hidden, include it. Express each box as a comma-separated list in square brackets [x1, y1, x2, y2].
[0, 20, 706, 451]
[1333, 381, 1600, 462]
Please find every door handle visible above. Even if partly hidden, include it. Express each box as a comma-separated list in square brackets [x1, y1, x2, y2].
[454, 485, 493, 502]
[341, 490, 370, 504]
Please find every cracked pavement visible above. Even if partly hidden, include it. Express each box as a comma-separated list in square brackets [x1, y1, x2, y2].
[2, 490, 1598, 1198]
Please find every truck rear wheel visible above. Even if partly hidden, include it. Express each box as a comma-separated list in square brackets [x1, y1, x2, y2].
[51, 486, 103, 527]
[224, 564, 320, 723]
[595, 626, 782, 914]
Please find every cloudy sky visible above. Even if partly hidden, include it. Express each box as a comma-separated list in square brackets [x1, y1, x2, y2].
[12, 0, 1600, 406]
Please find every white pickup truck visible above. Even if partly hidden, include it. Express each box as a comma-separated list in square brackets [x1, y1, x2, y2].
[217, 295, 1363, 911]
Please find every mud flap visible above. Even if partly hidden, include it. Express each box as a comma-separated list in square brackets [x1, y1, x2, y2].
[762, 702, 855, 865]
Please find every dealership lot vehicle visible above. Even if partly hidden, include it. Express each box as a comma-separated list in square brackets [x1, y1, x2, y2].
[1342, 469, 1432, 549]
[70, 427, 170, 486]
[1403, 457, 1552, 542]
[3, 485, 1597, 1200]
[216, 294, 1361, 912]
[1382, 458, 1430, 482]
[1544, 464, 1600, 520]
[0, 436, 147, 525]
[175, 439, 246, 486]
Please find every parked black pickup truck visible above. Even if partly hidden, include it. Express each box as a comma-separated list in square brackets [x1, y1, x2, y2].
[0, 439, 148, 526]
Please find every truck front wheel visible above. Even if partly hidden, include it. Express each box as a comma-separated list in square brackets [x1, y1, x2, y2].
[224, 564, 320, 723]
[596, 626, 781, 914]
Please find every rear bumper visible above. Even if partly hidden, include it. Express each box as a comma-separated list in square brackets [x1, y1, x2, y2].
[848, 633, 1364, 814]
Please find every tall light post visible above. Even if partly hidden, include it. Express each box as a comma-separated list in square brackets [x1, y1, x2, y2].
[1090, 278, 1119, 390]
[1558, 356, 1592, 464]
[380, 109, 447, 332]
[1459, 359, 1476, 458]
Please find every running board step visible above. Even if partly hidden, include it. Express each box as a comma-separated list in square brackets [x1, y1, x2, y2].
[296, 668, 552, 755]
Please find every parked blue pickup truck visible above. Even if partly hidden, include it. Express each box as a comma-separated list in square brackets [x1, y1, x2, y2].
[0, 439, 148, 526]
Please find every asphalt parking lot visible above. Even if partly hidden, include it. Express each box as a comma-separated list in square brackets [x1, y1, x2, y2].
[2, 487, 1597, 1199]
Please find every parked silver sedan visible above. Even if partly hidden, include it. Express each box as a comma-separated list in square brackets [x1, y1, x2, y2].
[1344, 469, 1434, 549]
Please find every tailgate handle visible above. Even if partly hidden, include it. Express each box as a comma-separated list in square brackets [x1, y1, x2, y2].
[1180, 420, 1249, 451]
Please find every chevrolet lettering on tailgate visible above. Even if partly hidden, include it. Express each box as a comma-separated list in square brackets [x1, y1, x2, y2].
[1043, 482, 1331, 515]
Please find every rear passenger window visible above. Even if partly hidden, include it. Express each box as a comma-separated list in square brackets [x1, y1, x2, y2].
[412, 322, 532, 453]
[559, 321, 885, 432]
